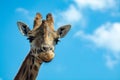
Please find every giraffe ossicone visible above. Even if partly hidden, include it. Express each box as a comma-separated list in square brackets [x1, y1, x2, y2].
[14, 13, 71, 80]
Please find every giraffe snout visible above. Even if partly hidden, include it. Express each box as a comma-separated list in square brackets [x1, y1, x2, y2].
[41, 44, 53, 52]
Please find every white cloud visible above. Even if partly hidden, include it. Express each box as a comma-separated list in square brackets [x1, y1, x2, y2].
[54, 0, 119, 28]
[75, 22, 120, 69]
[16, 8, 34, 27]
[61, 5, 82, 23]
[77, 22, 120, 52]
[16, 8, 29, 15]
[105, 54, 118, 69]
[54, 4, 85, 28]
[74, 0, 117, 11]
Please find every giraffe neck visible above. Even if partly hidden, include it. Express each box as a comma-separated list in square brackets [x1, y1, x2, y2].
[14, 50, 43, 80]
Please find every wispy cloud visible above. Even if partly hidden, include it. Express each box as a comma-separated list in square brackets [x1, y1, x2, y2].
[73, 0, 120, 69]
[105, 54, 118, 69]
[54, 4, 84, 27]
[16, 8, 34, 26]
[60, 5, 82, 23]
[77, 22, 120, 52]
[75, 22, 120, 69]
[54, 0, 119, 28]
[74, 0, 118, 11]
[16, 8, 29, 15]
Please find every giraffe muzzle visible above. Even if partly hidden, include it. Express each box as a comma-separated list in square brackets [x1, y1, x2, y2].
[41, 44, 53, 52]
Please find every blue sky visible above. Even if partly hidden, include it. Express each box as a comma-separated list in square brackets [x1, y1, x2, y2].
[0, 0, 120, 80]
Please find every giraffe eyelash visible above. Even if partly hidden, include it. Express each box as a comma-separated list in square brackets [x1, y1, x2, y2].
[54, 38, 60, 45]
[27, 36, 35, 43]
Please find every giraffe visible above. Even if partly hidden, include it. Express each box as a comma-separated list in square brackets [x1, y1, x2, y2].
[14, 13, 71, 80]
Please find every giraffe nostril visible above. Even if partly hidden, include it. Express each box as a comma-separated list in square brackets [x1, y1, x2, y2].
[50, 47, 52, 50]
[43, 47, 47, 50]
[41, 44, 53, 52]
[42, 46, 49, 51]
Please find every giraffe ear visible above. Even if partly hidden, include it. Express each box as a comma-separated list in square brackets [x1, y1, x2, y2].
[57, 24, 71, 38]
[17, 21, 31, 36]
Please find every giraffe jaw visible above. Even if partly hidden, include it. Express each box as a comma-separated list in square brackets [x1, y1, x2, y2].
[39, 51, 55, 62]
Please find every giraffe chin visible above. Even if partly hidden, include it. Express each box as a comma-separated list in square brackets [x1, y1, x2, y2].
[40, 51, 55, 62]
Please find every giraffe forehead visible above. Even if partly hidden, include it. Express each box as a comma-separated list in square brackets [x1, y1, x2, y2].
[38, 21, 56, 37]
[35, 20, 51, 32]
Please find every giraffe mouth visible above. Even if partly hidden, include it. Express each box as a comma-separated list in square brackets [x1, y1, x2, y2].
[40, 51, 55, 62]
[30, 48, 55, 62]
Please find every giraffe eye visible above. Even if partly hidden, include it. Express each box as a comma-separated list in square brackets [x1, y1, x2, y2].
[54, 38, 60, 45]
[27, 36, 35, 43]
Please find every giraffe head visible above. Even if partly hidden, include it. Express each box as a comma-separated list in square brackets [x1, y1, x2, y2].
[17, 13, 71, 62]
